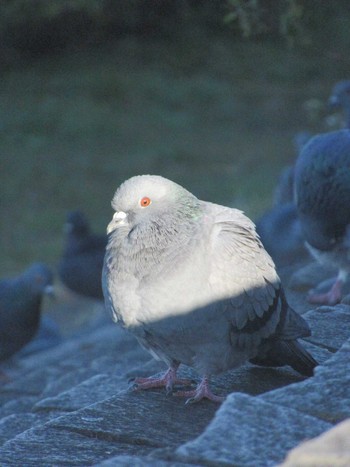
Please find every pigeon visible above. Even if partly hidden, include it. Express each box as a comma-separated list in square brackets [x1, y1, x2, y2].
[58, 210, 107, 300]
[256, 132, 312, 267]
[256, 202, 308, 268]
[18, 315, 62, 357]
[294, 129, 350, 305]
[0, 263, 54, 362]
[328, 80, 350, 128]
[103, 175, 317, 403]
[273, 131, 312, 206]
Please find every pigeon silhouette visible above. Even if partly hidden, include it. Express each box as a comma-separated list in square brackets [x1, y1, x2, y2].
[0, 263, 54, 362]
[58, 210, 107, 300]
[103, 175, 317, 403]
[295, 129, 350, 304]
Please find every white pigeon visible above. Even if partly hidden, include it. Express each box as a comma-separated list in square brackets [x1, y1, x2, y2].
[103, 175, 317, 403]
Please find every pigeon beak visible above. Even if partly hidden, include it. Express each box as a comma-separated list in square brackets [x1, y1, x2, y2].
[107, 211, 127, 234]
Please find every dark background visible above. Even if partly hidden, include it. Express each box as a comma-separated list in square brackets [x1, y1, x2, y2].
[1, 0, 350, 276]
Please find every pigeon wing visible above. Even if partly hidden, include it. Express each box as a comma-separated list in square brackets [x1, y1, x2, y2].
[206, 204, 284, 350]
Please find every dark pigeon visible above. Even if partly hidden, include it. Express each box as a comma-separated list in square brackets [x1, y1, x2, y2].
[273, 131, 312, 206]
[103, 175, 317, 403]
[328, 80, 350, 128]
[0, 263, 54, 362]
[18, 315, 62, 357]
[256, 132, 312, 267]
[256, 202, 309, 268]
[58, 210, 107, 300]
[294, 129, 350, 304]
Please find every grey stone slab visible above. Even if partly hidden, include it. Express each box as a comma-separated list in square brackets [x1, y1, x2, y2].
[0, 366, 64, 397]
[0, 396, 37, 418]
[48, 390, 218, 449]
[261, 338, 350, 423]
[301, 341, 332, 366]
[0, 364, 98, 406]
[114, 344, 155, 373]
[148, 447, 206, 466]
[90, 355, 129, 374]
[50, 293, 116, 343]
[125, 357, 170, 381]
[0, 326, 143, 402]
[303, 305, 350, 351]
[0, 390, 217, 465]
[281, 418, 350, 466]
[95, 454, 197, 466]
[18, 325, 130, 373]
[213, 364, 305, 398]
[40, 367, 101, 398]
[34, 374, 127, 413]
[175, 393, 331, 467]
[0, 425, 153, 466]
[0, 413, 49, 446]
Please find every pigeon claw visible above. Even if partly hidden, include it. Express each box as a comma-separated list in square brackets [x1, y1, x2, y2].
[129, 367, 193, 393]
[174, 376, 225, 404]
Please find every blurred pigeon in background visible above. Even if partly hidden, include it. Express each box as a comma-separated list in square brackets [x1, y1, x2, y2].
[18, 315, 62, 357]
[58, 210, 107, 300]
[103, 175, 317, 403]
[273, 131, 312, 206]
[256, 131, 312, 267]
[294, 129, 350, 304]
[256, 202, 309, 268]
[0, 263, 54, 362]
[328, 80, 350, 128]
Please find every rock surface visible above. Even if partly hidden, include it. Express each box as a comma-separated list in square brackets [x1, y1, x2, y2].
[0, 257, 349, 466]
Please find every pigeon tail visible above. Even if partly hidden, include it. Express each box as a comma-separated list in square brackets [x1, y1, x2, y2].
[250, 339, 318, 377]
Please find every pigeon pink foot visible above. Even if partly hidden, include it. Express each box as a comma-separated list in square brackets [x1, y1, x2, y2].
[308, 277, 343, 305]
[174, 376, 225, 404]
[131, 365, 193, 394]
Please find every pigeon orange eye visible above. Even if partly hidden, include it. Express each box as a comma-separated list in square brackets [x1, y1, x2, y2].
[140, 197, 151, 207]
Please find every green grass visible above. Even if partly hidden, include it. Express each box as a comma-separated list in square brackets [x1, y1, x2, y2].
[0, 35, 345, 276]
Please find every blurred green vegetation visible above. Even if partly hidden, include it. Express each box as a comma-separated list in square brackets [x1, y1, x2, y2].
[1, 0, 350, 62]
[224, 0, 350, 47]
[1, 1, 350, 277]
